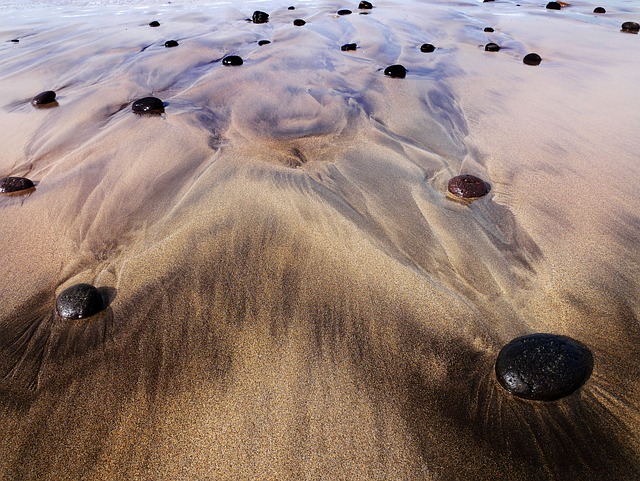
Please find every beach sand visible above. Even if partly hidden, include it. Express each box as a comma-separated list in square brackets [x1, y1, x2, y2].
[1, 0, 639, 479]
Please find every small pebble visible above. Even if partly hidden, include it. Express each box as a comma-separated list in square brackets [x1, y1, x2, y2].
[358, 1, 373, 8]
[149, 21, 160, 27]
[0, 176, 35, 193]
[10, 39, 19, 43]
[621, 21, 640, 33]
[593, 7, 605, 13]
[483, 0, 495, 3]
[341, 43, 357, 51]
[484, 27, 494, 32]
[252, 11, 269, 24]
[258, 40, 271, 46]
[164, 40, 179, 48]
[447, 174, 488, 199]
[523, 53, 542, 66]
[222, 55, 243, 66]
[293, 19, 306, 26]
[288, 6, 295, 10]
[132, 97, 164, 114]
[384, 64, 406, 78]
[420, 43, 435, 53]
[338, 9, 352, 15]
[31, 90, 56, 107]
[485, 42, 500, 52]
[56, 283, 105, 320]
[546, 2, 561, 10]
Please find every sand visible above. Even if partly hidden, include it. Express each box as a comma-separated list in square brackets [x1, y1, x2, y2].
[0, 0, 639, 479]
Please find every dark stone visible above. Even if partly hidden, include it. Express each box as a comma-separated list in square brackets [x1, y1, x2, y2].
[621, 21, 640, 33]
[359, 1, 373, 8]
[484, 27, 494, 32]
[384, 64, 406, 78]
[222, 55, 243, 66]
[288, 6, 295, 10]
[31, 90, 56, 106]
[495, 333, 594, 401]
[593, 7, 605, 13]
[10, 39, 19, 43]
[0, 176, 34, 193]
[293, 19, 306, 26]
[546, 2, 561, 10]
[483, 0, 494, 2]
[341, 43, 357, 51]
[132, 97, 165, 114]
[338, 9, 352, 15]
[485, 42, 500, 52]
[56, 283, 105, 320]
[447, 174, 488, 199]
[258, 40, 271, 46]
[420, 43, 435, 53]
[164, 40, 179, 48]
[523, 53, 542, 65]
[252, 11, 269, 24]
[149, 21, 160, 27]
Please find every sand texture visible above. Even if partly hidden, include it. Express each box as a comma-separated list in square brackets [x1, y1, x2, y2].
[1, 0, 639, 479]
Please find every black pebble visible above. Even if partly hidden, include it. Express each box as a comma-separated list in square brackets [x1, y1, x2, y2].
[222, 55, 243, 66]
[164, 40, 179, 48]
[293, 19, 306, 26]
[621, 21, 640, 33]
[484, 27, 494, 32]
[10, 39, 19, 43]
[288, 6, 295, 10]
[485, 42, 500, 52]
[258, 40, 271, 46]
[384, 64, 406, 78]
[341, 43, 357, 51]
[0, 176, 35, 193]
[338, 9, 352, 15]
[31, 90, 56, 107]
[593, 7, 605, 14]
[149, 21, 160, 27]
[56, 283, 105, 320]
[546, 2, 561, 10]
[252, 11, 269, 24]
[495, 333, 594, 401]
[359, 1, 373, 8]
[523, 53, 542, 65]
[132, 96, 164, 114]
[420, 43, 435, 53]
[483, 0, 494, 3]
[447, 174, 488, 199]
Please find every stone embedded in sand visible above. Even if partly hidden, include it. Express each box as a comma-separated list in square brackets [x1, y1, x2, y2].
[132, 97, 164, 114]
[164, 40, 179, 48]
[546, 2, 562, 10]
[222, 55, 243, 66]
[341, 43, 357, 51]
[288, 6, 295, 10]
[0, 176, 35, 193]
[359, 1, 373, 8]
[621, 22, 640, 33]
[293, 19, 306, 26]
[252, 11, 269, 24]
[384, 64, 406, 78]
[593, 7, 606, 13]
[483, 0, 494, 3]
[149, 21, 160, 27]
[447, 175, 488, 199]
[10, 39, 19, 43]
[523, 53, 542, 66]
[31, 90, 56, 107]
[485, 42, 500, 52]
[56, 283, 105, 320]
[338, 9, 352, 15]
[258, 40, 271, 46]
[495, 333, 594, 401]
[420, 43, 436, 53]
[484, 27, 494, 32]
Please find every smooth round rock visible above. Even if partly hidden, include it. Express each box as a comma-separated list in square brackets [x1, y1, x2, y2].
[546, 2, 561, 10]
[484, 27, 494, 32]
[593, 7, 606, 13]
[495, 333, 594, 401]
[384, 64, 406, 78]
[288, 6, 295, 10]
[341, 43, 357, 51]
[447, 174, 488, 199]
[149, 21, 160, 27]
[164, 40, 179, 48]
[222, 55, 243, 66]
[293, 19, 306, 26]
[0, 176, 35, 193]
[56, 283, 105, 320]
[420, 43, 435, 53]
[338, 9, 352, 15]
[621, 22, 640, 33]
[258, 40, 271, 46]
[31, 90, 56, 107]
[359, 1, 373, 8]
[485, 42, 500, 52]
[252, 11, 269, 24]
[132, 97, 164, 114]
[523, 53, 542, 66]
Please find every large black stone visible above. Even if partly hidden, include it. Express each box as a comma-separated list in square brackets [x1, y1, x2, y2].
[258, 40, 271, 46]
[252, 11, 269, 24]
[288, 6, 295, 10]
[546, 2, 562, 10]
[149, 21, 160, 27]
[621, 21, 640, 33]
[0, 176, 35, 193]
[485, 42, 500, 52]
[56, 283, 105, 320]
[358, 1, 373, 8]
[495, 333, 594, 401]
[31, 90, 56, 107]
[222, 55, 243, 66]
[523, 53, 542, 66]
[447, 174, 488, 199]
[132, 97, 164, 114]
[593, 7, 606, 13]
[420, 43, 435, 53]
[293, 19, 306, 26]
[338, 9, 352, 15]
[484, 27, 494, 32]
[164, 40, 179, 48]
[384, 64, 406, 78]
[341, 43, 357, 51]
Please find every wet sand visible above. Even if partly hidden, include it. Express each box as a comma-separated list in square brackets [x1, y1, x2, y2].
[1, 0, 639, 479]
